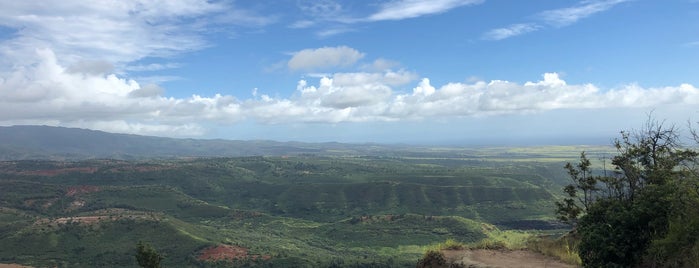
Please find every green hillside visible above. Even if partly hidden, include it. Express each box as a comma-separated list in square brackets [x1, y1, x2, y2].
[0, 153, 578, 267]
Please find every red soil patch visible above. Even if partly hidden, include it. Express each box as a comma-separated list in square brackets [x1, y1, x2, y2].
[0, 264, 34, 268]
[197, 245, 271, 262]
[65, 185, 101, 197]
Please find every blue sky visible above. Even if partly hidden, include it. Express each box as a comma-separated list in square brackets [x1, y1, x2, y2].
[0, 0, 698, 145]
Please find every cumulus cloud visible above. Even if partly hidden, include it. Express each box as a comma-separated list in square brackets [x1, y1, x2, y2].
[243, 72, 699, 123]
[0, 0, 273, 136]
[287, 46, 365, 71]
[1, 50, 697, 136]
[368, 0, 484, 21]
[129, 84, 165, 98]
[0, 48, 243, 135]
[66, 60, 115, 75]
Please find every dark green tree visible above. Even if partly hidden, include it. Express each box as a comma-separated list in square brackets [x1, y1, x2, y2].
[561, 117, 698, 267]
[555, 152, 598, 225]
[135, 241, 163, 268]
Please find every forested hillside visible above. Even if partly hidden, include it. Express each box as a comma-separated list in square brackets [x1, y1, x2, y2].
[0, 152, 579, 267]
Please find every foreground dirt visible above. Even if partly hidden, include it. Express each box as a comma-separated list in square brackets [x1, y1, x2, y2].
[0, 264, 33, 268]
[443, 249, 578, 268]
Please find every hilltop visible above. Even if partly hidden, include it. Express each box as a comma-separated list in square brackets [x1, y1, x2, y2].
[0, 125, 376, 160]
[0, 125, 611, 161]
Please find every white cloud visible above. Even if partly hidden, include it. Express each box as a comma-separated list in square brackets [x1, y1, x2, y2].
[1, 50, 697, 136]
[368, 0, 484, 21]
[71, 121, 206, 137]
[316, 27, 357, 38]
[362, 58, 401, 71]
[0, 0, 271, 68]
[332, 70, 417, 87]
[0, 1, 693, 137]
[287, 46, 365, 71]
[66, 60, 115, 75]
[539, 0, 629, 27]
[0, 48, 243, 136]
[246, 72, 699, 123]
[290, 20, 316, 29]
[484, 0, 629, 40]
[129, 84, 165, 98]
[482, 23, 541, 40]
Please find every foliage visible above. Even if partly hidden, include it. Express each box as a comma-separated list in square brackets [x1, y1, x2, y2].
[555, 152, 597, 225]
[440, 239, 465, 250]
[469, 239, 508, 250]
[0, 146, 590, 267]
[526, 234, 581, 265]
[136, 241, 163, 268]
[557, 117, 699, 267]
[415, 250, 447, 268]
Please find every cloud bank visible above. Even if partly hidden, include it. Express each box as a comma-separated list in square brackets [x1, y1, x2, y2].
[2, 48, 697, 136]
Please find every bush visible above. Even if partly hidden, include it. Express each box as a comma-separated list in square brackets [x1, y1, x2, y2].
[416, 250, 446, 268]
[441, 238, 465, 250]
[469, 239, 507, 250]
[526, 234, 581, 265]
[135, 241, 163, 268]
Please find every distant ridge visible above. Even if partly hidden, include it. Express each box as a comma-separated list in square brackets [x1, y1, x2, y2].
[0, 125, 385, 160]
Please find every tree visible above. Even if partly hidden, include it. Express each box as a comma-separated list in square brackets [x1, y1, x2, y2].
[559, 117, 699, 267]
[135, 241, 163, 268]
[555, 152, 598, 225]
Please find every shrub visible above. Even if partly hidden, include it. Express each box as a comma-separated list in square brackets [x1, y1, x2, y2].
[441, 239, 465, 250]
[416, 250, 446, 268]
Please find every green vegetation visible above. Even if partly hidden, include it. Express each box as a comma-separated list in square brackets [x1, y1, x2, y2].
[415, 249, 450, 268]
[555, 118, 699, 267]
[0, 146, 587, 267]
[440, 239, 465, 250]
[526, 235, 581, 265]
[135, 241, 163, 268]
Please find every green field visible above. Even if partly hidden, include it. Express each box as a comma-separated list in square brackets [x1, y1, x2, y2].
[0, 146, 603, 267]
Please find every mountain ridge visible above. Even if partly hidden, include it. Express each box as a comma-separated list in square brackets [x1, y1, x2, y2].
[0, 125, 403, 160]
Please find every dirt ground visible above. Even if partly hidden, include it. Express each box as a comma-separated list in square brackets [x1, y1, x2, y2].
[442, 249, 578, 268]
[0, 264, 33, 268]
